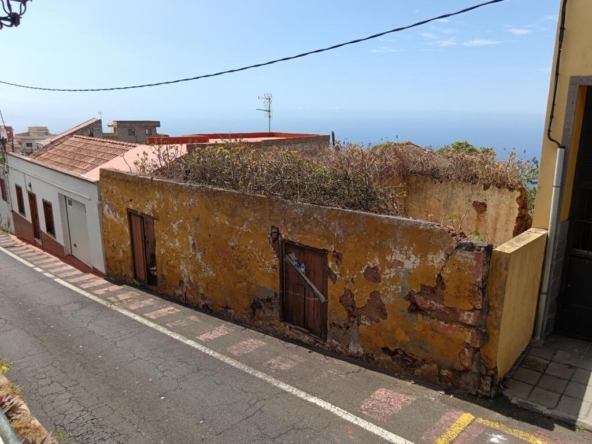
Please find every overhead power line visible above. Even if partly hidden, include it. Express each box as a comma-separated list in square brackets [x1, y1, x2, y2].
[0, 0, 506, 93]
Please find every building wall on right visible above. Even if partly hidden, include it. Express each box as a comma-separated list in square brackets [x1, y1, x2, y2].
[534, 1, 592, 228]
[531, 0, 592, 338]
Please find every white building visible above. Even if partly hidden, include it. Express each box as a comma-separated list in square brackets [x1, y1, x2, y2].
[6, 135, 138, 274]
[0, 166, 12, 233]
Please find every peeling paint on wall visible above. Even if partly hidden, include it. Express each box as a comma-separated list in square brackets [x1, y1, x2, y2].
[100, 169, 499, 395]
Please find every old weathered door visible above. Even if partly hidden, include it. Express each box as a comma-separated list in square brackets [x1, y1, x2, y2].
[282, 242, 328, 339]
[559, 89, 592, 340]
[129, 213, 148, 284]
[27, 192, 41, 241]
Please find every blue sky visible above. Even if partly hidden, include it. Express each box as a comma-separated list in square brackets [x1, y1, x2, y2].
[0, 0, 560, 156]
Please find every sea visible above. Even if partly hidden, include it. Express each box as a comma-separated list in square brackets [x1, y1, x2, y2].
[165, 109, 546, 161]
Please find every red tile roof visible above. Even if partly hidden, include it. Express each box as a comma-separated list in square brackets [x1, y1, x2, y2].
[31, 135, 138, 174]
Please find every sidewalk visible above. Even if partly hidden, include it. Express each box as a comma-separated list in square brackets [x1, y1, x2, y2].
[1, 232, 590, 443]
[505, 335, 592, 430]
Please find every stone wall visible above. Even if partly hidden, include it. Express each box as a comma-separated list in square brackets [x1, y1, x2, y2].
[399, 176, 531, 246]
[101, 169, 500, 395]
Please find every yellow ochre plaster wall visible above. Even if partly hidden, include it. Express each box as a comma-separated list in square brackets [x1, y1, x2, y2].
[403, 176, 530, 246]
[100, 169, 498, 394]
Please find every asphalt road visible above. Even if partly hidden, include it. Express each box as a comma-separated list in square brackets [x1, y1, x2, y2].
[0, 236, 590, 444]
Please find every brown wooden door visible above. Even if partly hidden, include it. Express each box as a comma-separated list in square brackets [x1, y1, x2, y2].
[27, 192, 41, 240]
[282, 242, 328, 339]
[129, 213, 148, 284]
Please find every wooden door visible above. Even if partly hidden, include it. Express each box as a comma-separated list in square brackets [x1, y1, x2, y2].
[282, 242, 328, 339]
[129, 213, 148, 284]
[27, 192, 41, 240]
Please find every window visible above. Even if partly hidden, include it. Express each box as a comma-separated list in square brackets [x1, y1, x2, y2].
[128, 128, 136, 136]
[25, 142, 33, 148]
[145, 128, 153, 136]
[42, 200, 55, 236]
[15, 185, 25, 215]
[0, 178, 7, 202]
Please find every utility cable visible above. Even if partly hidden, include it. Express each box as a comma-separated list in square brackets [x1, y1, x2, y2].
[0, 0, 506, 92]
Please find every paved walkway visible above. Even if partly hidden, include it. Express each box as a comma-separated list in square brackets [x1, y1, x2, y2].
[505, 335, 592, 430]
[0, 233, 590, 443]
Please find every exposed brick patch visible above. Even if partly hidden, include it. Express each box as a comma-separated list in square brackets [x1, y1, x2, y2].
[363, 265, 381, 283]
[340, 289, 387, 326]
[513, 188, 533, 237]
[332, 250, 342, 267]
[327, 267, 338, 284]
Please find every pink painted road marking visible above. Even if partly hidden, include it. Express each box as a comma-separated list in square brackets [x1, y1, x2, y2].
[126, 299, 156, 310]
[56, 270, 82, 278]
[35, 260, 60, 266]
[264, 354, 304, 371]
[360, 389, 415, 421]
[227, 339, 266, 356]
[44, 265, 72, 272]
[422, 410, 464, 442]
[108, 292, 139, 303]
[68, 274, 95, 283]
[145, 307, 181, 319]
[80, 280, 109, 289]
[188, 315, 201, 323]
[166, 319, 189, 328]
[94, 285, 121, 295]
[197, 325, 233, 341]
[455, 423, 487, 444]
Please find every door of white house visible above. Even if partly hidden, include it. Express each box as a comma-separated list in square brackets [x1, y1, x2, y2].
[66, 197, 91, 267]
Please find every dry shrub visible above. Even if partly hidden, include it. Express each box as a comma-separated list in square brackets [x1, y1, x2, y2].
[136, 141, 529, 216]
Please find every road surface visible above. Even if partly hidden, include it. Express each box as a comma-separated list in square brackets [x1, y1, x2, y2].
[0, 234, 589, 444]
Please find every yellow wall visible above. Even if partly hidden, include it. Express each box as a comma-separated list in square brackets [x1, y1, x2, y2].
[101, 169, 498, 394]
[482, 228, 547, 378]
[404, 176, 529, 246]
[533, 0, 592, 228]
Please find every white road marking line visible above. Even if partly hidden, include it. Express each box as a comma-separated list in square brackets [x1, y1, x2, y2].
[43, 272, 55, 278]
[0, 244, 412, 444]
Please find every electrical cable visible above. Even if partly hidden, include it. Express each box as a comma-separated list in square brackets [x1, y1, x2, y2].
[547, 0, 568, 149]
[0, 0, 506, 93]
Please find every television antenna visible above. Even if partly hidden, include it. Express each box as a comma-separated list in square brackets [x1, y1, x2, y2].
[257, 93, 273, 133]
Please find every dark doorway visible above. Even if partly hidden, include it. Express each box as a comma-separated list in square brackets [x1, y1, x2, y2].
[129, 211, 157, 286]
[281, 241, 328, 339]
[558, 88, 592, 340]
[27, 192, 41, 242]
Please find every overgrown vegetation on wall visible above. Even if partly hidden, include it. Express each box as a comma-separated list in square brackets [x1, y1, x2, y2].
[135, 141, 536, 215]
[436, 141, 539, 215]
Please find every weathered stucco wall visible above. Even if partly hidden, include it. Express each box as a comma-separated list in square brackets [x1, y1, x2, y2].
[402, 176, 530, 246]
[481, 228, 547, 379]
[101, 169, 497, 395]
